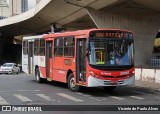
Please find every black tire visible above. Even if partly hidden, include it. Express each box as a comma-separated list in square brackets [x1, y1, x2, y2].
[35, 68, 43, 83]
[103, 86, 116, 92]
[67, 73, 79, 92]
[17, 70, 20, 74]
[8, 70, 13, 75]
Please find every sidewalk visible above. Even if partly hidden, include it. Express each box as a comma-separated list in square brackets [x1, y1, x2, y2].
[135, 80, 160, 91]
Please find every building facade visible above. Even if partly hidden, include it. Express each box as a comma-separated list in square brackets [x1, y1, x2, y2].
[21, 0, 28, 13]
[0, 0, 10, 18]
[10, 0, 22, 16]
[36, 0, 41, 4]
[0, 0, 29, 18]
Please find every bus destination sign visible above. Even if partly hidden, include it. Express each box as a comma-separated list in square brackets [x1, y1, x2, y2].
[90, 31, 132, 38]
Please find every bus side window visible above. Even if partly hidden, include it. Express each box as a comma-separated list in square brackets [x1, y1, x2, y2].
[34, 39, 40, 55]
[54, 38, 63, 56]
[40, 39, 45, 56]
[64, 37, 75, 57]
[23, 40, 28, 55]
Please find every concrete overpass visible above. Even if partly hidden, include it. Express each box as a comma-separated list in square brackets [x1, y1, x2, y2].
[0, 0, 160, 67]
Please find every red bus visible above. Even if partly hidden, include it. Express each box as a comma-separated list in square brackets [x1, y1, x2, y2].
[22, 29, 135, 92]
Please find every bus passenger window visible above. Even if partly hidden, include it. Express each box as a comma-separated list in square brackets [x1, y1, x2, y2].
[40, 39, 45, 56]
[34, 39, 40, 55]
[64, 37, 75, 57]
[23, 41, 28, 55]
[54, 38, 63, 56]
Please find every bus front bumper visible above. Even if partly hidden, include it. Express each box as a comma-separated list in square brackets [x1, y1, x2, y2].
[87, 75, 135, 87]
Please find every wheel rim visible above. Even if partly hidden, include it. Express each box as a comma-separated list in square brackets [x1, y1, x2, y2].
[70, 77, 75, 88]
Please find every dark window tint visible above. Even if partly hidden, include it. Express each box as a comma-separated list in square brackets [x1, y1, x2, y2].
[34, 39, 40, 55]
[34, 39, 45, 56]
[40, 39, 45, 56]
[54, 38, 63, 56]
[23, 40, 28, 55]
[64, 37, 75, 57]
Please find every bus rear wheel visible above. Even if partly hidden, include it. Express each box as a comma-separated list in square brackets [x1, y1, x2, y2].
[35, 68, 43, 83]
[103, 86, 116, 92]
[67, 73, 79, 92]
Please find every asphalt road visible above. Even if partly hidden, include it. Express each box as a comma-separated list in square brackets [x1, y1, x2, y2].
[0, 73, 159, 114]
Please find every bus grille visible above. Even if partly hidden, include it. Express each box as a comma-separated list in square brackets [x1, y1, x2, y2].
[102, 75, 127, 78]
[104, 80, 124, 85]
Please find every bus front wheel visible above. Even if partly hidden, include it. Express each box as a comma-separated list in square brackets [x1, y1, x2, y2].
[67, 73, 79, 92]
[35, 68, 43, 83]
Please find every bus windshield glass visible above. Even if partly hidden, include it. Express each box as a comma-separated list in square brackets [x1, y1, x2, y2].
[88, 38, 134, 67]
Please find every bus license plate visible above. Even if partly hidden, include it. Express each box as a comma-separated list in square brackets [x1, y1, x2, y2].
[111, 80, 118, 85]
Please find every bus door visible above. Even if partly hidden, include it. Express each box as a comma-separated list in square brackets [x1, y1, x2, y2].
[76, 39, 86, 83]
[28, 41, 33, 74]
[46, 41, 53, 80]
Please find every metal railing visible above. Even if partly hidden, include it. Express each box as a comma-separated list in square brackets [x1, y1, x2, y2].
[0, 16, 7, 20]
[150, 57, 160, 68]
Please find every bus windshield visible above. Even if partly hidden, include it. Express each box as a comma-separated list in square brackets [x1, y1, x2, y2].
[88, 38, 134, 67]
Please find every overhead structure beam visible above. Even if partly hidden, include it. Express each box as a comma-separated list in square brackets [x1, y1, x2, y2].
[86, 2, 160, 66]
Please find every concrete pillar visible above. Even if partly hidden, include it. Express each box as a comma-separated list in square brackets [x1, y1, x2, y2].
[135, 68, 142, 80]
[155, 69, 160, 83]
[141, 69, 155, 82]
[86, 3, 160, 66]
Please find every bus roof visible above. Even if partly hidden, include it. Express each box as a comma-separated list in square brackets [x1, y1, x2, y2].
[23, 35, 44, 40]
[43, 28, 133, 38]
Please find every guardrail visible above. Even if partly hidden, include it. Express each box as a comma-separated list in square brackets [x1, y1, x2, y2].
[149, 58, 160, 68]
[0, 16, 7, 20]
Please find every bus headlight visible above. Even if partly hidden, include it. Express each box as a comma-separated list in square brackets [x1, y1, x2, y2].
[89, 71, 95, 77]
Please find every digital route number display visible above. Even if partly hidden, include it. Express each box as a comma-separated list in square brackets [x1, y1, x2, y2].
[90, 31, 133, 38]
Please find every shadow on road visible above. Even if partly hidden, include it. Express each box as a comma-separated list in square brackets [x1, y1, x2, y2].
[29, 79, 160, 98]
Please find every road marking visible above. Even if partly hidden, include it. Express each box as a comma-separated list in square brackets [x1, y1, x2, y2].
[130, 96, 144, 100]
[88, 97, 101, 101]
[57, 93, 83, 102]
[82, 94, 91, 97]
[14, 94, 32, 102]
[0, 96, 9, 105]
[36, 94, 55, 101]
[16, 90, 41, 92]
[76, 92, 84, 95]
[155, 96, 160, 99]
[111, 96, 124, 100]
[0, 90, 41, 93]
[76, 92, 91, 97]
[132, 91, 151, 95]
[152, 91, 160, 94]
